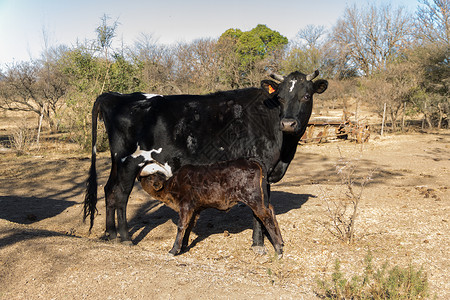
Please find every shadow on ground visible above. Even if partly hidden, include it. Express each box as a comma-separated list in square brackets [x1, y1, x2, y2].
[0, 196, 77, 224]
[0, 227, 79, 249]
[129, 191, 312, 248]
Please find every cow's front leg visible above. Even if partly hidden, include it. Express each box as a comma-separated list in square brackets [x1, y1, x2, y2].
[104, 161, 137, 244]
[116, 172, 137, 244]
[117, 203, 131, 244]
[252, 216, 266, 255]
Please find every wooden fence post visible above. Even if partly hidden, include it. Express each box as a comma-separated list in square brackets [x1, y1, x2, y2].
[381, 102, 387, 136]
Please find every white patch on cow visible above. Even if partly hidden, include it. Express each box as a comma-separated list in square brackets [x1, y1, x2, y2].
[143, 93, 161, 99]
[187, 136, 197, 152]
[122, 145, 161, 162]
[188, 102, 199, 108]
[140, 161, 173, 179]
[233, 104, 243, 118]
[122, 144, 173, 178]
[130, 145, 162, 161]
[289, 80, 297, 92]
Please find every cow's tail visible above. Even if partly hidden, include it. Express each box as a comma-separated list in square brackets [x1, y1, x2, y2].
[83, 96, 102, 232]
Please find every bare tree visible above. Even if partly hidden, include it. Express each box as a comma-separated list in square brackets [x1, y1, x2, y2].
[96, 14, 120, 94]
[330, 3, 412, 75]
[360, 60, 420, 130]
[296, 24, 327, 49]
[216, 35, 243, 88]
[174, 38, 222, 93]
[415, 0, 450, 45]
[129, 33, 177, 93]
[0, 59, 68, 132]
[96, 14, 120, 61]
[283, 25, 327, 76]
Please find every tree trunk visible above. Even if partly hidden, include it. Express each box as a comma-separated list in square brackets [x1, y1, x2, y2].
[438, 103, 443, 129]
[36, 105, 45, 146]
[401, 102, 406, 132]
[390, 109, 397, 131]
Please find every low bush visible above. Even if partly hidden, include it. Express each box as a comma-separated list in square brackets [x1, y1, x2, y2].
[316, 252, 429, 299]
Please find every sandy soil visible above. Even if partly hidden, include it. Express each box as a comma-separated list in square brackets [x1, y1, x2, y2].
[0, 131, 449, 299]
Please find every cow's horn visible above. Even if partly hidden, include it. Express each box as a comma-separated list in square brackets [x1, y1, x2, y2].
[269, 72, 285, 82]
[306, 70, 319, 81]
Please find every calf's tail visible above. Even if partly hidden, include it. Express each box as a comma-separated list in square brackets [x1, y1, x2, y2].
[83, 96, 102, 231]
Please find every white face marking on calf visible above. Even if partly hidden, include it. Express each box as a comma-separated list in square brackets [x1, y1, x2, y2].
[143, 93, 161, 99]
[289, 80, 297, 92]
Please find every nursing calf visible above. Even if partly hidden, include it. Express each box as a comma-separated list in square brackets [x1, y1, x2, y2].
[139, 158, 284, 256]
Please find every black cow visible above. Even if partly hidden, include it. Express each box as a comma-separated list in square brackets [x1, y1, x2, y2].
[84, 70, 328, 252]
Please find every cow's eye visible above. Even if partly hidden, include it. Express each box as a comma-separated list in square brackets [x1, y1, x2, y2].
[302, 94, 311, 101]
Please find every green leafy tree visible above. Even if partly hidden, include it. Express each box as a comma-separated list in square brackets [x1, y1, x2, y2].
[218, 24, 288, 86]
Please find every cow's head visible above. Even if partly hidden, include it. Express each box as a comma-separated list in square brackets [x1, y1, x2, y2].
[261, 70, 328, 135]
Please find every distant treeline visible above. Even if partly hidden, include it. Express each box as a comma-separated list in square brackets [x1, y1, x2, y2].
[0, 1, 448, 149]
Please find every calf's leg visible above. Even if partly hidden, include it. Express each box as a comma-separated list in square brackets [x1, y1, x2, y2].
[249, 182, 283, 255]
[170, 207, 195, 255]
[251, 183, 271, 254]
[249, 203, 284, 256]
[181, 213, 199, 251]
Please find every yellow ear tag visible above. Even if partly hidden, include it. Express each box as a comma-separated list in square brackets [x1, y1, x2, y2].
[268, 85, 275, 94]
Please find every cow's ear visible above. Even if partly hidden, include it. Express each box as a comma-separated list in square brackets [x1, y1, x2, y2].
[314, 79, 328, 94]
[261, 80, 279, 95]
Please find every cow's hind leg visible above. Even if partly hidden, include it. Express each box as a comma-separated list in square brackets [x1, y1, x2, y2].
[103, 162, 137, 244]
[103, 166, 118, 241]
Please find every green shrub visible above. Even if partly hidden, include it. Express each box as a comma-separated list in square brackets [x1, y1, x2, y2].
[316, 252, 429, 299]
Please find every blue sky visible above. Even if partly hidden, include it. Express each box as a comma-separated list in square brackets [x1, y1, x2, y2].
[0, 0, 419, 65]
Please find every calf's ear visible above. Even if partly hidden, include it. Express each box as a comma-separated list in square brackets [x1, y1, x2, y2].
[314, 79, 328, 94]
[152, 179, 164, 191]
[261, 80, 279, 95]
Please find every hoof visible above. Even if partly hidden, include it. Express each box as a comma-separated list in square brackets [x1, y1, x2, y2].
[275, 246, 284, 257]
[101, 233, 118, 242]
[121, 240, 134, 247]
[252, 245, 267, 256]
[169, 248, 181, 256]
[275, 252, 284, 259]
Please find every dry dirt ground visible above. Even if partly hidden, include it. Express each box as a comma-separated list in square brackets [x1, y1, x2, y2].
[0, 131, 449, 299]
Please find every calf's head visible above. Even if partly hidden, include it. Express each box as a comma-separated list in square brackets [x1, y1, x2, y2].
[261, 70, 328, 135]
[141, 173, 166, 192]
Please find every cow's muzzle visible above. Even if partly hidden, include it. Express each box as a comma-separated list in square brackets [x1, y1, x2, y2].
[280, 118, 298, 133]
